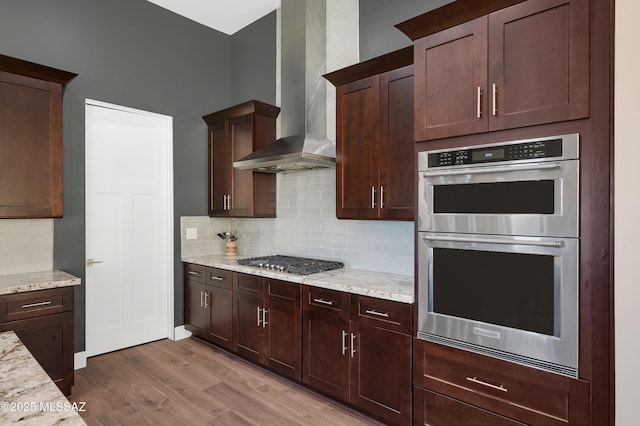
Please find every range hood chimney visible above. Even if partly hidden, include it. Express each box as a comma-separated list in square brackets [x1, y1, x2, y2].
[233, 0, 336, 173]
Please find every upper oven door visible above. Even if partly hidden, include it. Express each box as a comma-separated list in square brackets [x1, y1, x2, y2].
[418, 158, 579, 238]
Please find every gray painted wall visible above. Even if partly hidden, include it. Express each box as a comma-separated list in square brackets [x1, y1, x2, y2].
[0, 0, 276, 351]
[359, 0, 454, 60]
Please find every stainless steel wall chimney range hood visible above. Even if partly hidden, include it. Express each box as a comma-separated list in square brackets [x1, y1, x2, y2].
[233, 0, 336, 173]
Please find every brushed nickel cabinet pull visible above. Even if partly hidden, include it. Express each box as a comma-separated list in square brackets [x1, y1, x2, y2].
[313, 298, 334, 306]
[466, 376, 508, 392]
[350, 333, 357, 358]
[477, 86, 482, 118]
[21, 300, 52, 309]
[342, 330, 348, 355]
[203, 292, 209, 309]
[188, 270, 201, 276]
[257, 307, 262, 327]
[365, 309, 389, 318]
[492, 83, 497, 116]
[380, 186, 385, 208]
[371, 186, 376, 209]
[262, 309, 268, 328]
[228, 194, 232, 210]
[209, 275, 224, 281]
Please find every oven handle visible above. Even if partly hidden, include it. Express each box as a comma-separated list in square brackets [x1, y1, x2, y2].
[422, 235, 565, 248]
[421, 161, 562, 177]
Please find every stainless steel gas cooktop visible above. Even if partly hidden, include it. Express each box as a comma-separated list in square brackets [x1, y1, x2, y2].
[237, 255, 344, 275]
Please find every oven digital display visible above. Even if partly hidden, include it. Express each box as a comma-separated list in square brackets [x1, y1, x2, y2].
[472, 148, 505, 162]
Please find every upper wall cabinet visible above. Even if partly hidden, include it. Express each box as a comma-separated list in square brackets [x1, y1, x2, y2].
[397, 0, 589, 142]
[0, 54, 76, 218]
[325, 47, 415, 221]
[203, 101, 280, 218]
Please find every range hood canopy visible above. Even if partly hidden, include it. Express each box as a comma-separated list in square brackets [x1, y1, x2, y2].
[233, 0, 335, 173]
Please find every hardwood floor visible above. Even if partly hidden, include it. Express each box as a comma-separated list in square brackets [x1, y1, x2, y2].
[68, 337, 382, 425]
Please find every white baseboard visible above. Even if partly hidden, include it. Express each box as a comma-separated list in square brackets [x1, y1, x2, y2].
[173, 325, 192, 341]
[74, 351, 87, 370]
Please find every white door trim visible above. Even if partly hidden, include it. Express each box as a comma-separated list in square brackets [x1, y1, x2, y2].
[84, 98, 175, 346]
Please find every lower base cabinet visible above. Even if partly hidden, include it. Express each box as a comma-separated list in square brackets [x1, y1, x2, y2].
[302, 286, 412, 425]
[0, 287, 75, 396]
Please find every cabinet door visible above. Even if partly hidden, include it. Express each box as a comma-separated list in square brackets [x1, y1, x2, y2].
[0, 73, 64, 218]
[206, 285, 233, 350]
[378, 65, 415, 220]
[208, 120, 230, 216]
[414, 387, 526, 426]
[185, 280, 207, 339]
[264, 279, 301, 380]
[0, 311, 74, 396]
[488, 0, 589, 131]
[233, 273, 264, 362]
[336, 75, 380, 219]
[414, 17, 488, 141]
[349, 322, 411, 425]
[229, 115, 255, 217]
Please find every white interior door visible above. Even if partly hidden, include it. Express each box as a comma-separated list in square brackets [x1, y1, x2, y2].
[85, 100, 173, 357]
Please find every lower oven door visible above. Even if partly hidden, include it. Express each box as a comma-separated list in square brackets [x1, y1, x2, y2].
[417, 232, 578, 377]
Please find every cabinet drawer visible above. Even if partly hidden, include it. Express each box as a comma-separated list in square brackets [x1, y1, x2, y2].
[234, 272, 262, 293]
[350, 295, 412, 335]
[304, 286, 349, 319]
[206, 267, 232, 290]
[414, 340, 590, 425]
[414, 386, 526, 426]
[185, 263, 207, 283]
[0, 287, 73, 322]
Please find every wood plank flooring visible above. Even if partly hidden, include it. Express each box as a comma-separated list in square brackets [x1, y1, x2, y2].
[68, 337, 382, 425]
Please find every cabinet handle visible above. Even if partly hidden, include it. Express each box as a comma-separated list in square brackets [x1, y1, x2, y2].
[203, 292, 209, 309]
[200, 291, 204, 308]
[466, 376, 508, 392]
[476, 86, 482, 118]
[21, 300, 52, 309]
[209, 275, 224, 281]
[342, 330, 348, 355]
[365, 309, 389, 318]
[188, 270, 201, 276]
[350, 333, 357, 358]
[227, 194, 232, 210]
[371, 186, 376, 209]
[257, 307, 262, 327]
[380, 186, 384, 208]
[262, 308, 268, 328]
[492, 83, 497, 116]
[313, 298, 334, 306]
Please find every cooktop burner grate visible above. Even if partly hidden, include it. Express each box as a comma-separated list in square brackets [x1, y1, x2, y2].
[237, 255, 344, 275]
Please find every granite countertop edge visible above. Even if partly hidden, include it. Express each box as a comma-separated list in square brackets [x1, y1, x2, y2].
[183, 255, 414, 304]
[0, 270, 82, 296]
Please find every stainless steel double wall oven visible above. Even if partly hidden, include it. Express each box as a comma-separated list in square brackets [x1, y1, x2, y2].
[417, 134, 580, 377]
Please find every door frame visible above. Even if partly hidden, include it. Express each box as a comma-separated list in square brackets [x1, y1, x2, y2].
[84, 98, 175, 348]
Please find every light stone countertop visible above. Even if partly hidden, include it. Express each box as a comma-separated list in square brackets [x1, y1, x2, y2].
[0, 270, 81, 296]
[0, 331, 86, 425]
[182, 254, 414, 304]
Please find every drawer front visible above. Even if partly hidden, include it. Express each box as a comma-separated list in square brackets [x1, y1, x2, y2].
[350, 294, 412, 334]
[234, 272, 263, 294]
[414, 386, 526, 426]
[185, 263, 206, 283]
[206, 267, 233, 290]
[304, 286, 349, 319]
[0, 287, 73, 322]
[414, 340, 590, 425]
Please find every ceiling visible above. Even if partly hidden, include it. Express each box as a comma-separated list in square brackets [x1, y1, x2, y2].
[146, 0, 281, 35]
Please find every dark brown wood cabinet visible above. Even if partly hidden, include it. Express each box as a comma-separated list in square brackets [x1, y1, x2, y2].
[203, 100, 280, 218]
[325, 48, 415, 221]
[0, 287, 75, 396]
[402, 0, 589, 141]
[0, 54, 76, 218]
[233, 273, 302, 380]
[302, 287, 412, 425]
[184, 264, 233, 350]
[413, 339, 590, 425]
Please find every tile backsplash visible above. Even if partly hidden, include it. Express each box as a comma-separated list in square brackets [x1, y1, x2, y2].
[181, 169, 414, 276]
[0, 219, 54, 275]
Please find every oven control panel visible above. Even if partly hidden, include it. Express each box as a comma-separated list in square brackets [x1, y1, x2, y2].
[428, 138, 564, 168]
